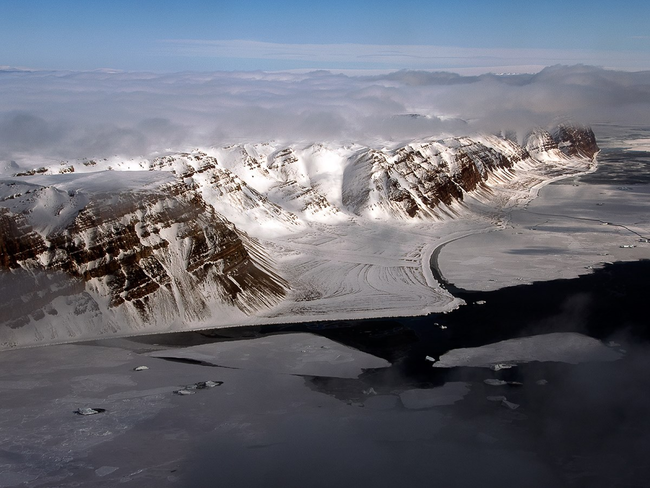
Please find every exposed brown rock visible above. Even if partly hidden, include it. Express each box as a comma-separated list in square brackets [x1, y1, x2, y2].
[553, 125, 600, 160]
[0, 208, 47, 268]
[0, 182, 288, 331]
[368, 138, 519, 218]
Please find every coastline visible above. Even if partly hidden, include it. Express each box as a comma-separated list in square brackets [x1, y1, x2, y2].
[426, 156, 602, 295]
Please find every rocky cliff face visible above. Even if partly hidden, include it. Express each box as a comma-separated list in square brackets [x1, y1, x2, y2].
[344, 135, 532, 219]
[552, 125, 599, 160]
[0, 182, 287, 347]
[0, 208, 47, 268]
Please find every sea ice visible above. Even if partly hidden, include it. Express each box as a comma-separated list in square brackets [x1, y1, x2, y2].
[399, 382, 470, 409]
[174, 389, 195, 396]
[75, 407, 104, 415]
[490, 363, 516, 371]
[95, 466, 118, 477]
[147, 333, 390, 379]
[437, 183, 650, 292]
[434, 332, 622, 368]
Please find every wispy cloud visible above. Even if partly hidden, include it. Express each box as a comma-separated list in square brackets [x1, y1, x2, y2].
[158, 39, 650, 72]
[1, 65, 649, 163]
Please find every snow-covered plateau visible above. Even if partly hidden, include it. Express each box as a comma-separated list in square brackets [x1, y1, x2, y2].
[0, 126, 614, 348]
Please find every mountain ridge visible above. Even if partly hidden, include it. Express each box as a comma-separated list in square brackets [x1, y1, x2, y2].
[0, 125, 598, 348]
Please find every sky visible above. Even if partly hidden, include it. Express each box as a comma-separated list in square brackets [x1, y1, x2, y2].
[1, 2, 650, 161]
[1, 0, 650, 72]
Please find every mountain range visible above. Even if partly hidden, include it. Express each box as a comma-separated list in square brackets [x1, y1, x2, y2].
[0, 125, 598, 348]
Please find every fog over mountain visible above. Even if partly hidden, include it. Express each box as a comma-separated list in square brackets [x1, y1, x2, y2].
[1, 65, 649, 162]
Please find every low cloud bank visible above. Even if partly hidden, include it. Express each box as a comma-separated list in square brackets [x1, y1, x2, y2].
[1, 65, 649, 161]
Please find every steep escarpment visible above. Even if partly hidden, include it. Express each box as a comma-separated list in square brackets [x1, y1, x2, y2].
[150, 152, 301, 228]
[343, 135, 534, 219]
[42, 185, 286, 311]
[0, 208, 47, 268]
[0, 182, 288, 347]
[553, 125, 599, 160]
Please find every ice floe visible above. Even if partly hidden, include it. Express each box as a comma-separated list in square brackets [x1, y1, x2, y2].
[147, 332, 390, 378]
[433, 332, 622, 368]
[399, 382, 470, 409]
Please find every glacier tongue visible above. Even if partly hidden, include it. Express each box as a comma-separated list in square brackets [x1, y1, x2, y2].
[0, 127, 598, 348]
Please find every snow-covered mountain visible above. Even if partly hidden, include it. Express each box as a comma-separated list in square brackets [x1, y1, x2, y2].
[0, 125, 598, 348]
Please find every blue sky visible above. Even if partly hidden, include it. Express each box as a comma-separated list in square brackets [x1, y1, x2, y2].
[1, 0, 650, 72]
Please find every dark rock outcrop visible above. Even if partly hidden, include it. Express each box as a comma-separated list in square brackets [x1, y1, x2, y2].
[552, 125, 600, 160]
[0, 208, 47, 268]
[345, 136, 531, 219]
